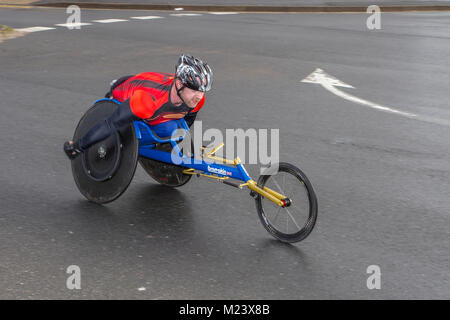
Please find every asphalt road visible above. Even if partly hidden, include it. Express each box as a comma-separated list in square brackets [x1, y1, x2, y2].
[0, 7, 449, 299]
[33, 0, 450, 6]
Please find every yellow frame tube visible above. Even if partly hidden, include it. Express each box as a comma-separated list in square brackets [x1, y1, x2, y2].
[205, 155, 235, 165]
[246, 180, 287, 207]
[182, 168, 230, 180]
[207, 142, 224, 156]
[200, 143, 235, 165]
[185, 148, 289, 207]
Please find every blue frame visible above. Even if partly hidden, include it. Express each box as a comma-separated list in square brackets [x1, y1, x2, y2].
[94, 98, 252, 183]
[135, 119, 252, 183]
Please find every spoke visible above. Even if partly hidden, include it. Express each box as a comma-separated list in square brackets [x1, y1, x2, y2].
[266, 173, 305, 233]
[292, 204, 305, 217]
[272, 206, 282, 224]
[271, 178, 285, 195]
[291, 185, 310, 215]
[285, 207, 302, 230]
[286, 208, 289, 233]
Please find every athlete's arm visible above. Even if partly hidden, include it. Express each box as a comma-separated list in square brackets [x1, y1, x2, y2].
[128, 89, 158, 119]
[77, 98, 140, 152]
[184, 111, 198, 127]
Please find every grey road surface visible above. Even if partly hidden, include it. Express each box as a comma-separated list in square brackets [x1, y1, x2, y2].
[0, 7, 449, 299]
[33, 0, 450, 6]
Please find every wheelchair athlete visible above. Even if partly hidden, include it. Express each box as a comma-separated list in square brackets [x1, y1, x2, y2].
[64, 54, 213, 160]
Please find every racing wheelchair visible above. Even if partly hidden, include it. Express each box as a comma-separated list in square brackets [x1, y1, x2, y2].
[70, 99, 318, 243]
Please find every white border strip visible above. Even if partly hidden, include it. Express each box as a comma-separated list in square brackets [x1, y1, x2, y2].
[15, 26, 56, 32]
[92, 19, 129, 23]
[55, 23, 92, 28]
[130, 16, 164, 20]
[209, 12, 239, 15]
[170, 13, 202, 17]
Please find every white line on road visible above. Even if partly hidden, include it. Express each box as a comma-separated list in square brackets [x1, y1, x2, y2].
[170, 13, 202, 17]
[130, 16, 164, 20]
[209, 12, 239, 15]
[15, 26, 56, 33]
[55, 22, 92, 28]
[92, 19, 129, 23]
[13, 13, 239, 37]
[301, 68, 450, 127]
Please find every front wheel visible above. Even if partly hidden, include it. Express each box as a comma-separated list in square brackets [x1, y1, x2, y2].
[255, 162, 318, 243]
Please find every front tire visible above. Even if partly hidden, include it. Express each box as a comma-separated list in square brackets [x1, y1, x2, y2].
[255, 162, 318, 243]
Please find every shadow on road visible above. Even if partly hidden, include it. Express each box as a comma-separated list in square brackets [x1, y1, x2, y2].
[258, 238, 310, 262]
[69, 183, 196, 243]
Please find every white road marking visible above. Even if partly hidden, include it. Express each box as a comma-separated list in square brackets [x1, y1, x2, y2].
[170, 13, 202, 17]
[302, 68, 354, 88]
[302, 68, 416, 118]
[15, 26, 56, 32]
[209, 12, 239, 15]
[15, 12, 238, 41]
[130, 16, 164, 20]
[92, 19, 128, 23]
[55, 22, 92, 28]
[301, 68, 450, 127]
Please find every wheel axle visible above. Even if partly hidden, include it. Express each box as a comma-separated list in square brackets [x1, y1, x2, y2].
[281, 198, 292, 208]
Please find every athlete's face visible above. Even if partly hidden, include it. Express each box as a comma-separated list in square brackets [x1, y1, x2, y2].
[176, 79, 205, 108]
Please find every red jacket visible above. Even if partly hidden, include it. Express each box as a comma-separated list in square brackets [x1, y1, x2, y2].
[112, 72, 205, 126]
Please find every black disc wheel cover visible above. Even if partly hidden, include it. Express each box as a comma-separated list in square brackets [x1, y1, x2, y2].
[81, 130, 121, 182]
[71, 100, 138, 204]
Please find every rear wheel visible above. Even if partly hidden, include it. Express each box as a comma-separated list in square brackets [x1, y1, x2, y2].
[71, 100, 138, 204]
[255, 162, 318, 243]
[139, 141, 192, 187]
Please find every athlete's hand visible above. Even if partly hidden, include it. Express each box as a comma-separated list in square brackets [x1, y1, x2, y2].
[63, 140, 81, 160]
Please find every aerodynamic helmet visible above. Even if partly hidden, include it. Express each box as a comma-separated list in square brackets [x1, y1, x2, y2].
[175, 54, 213, 92]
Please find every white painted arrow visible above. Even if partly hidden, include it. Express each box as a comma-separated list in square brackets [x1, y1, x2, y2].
[302, 68, 355, 89]
[302, 68, 418, 118]
[301, 68, 450, 127]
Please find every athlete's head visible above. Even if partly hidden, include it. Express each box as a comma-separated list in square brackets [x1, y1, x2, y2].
[174, 54, 213, 108]
[174, 79, 204, 108]
[175, 54, 213, 92]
